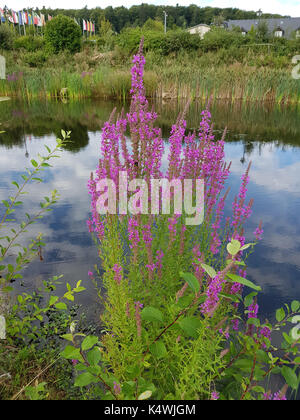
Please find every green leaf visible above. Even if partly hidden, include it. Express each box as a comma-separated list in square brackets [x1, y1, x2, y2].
[281, 366, 298, 390]
[226, 273, 261, 291]
[291, 300, 300, 313]
[240, 243, 255, 251]
[256, 349, 270, 363]
[276, 308, 285, 322]
[219, 292, 240, 303]
[251, 386, 265, 393]
[31, 159, 38, 168]
[244, 292, 257, 308]
[178, 317, 202, 338]
[61, 345, 84, 363]
[227, 239, 241, 256]
[81, 335, 99, 351]
[7, 264, 14, 273]
[141, 306, 164, 324]
[2, 200, 10, 208]
[200, 263, 217, 279]
[55, 302, 67, 310]
[48, 296, 59, 307]
[138, 390, 152, 400]
[11, 181, 19, 189]
[179, 271, 200, 293]
[74, 372, 97, 388]
[247, 317, 260, 327]
[86, 347, 102, 366]
[61, 334, 73, 342]
[149, 341, 167, 359]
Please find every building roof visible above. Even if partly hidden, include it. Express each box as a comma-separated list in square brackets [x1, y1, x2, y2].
[226, 17, 300, 37]
[188, 23, 211, 30]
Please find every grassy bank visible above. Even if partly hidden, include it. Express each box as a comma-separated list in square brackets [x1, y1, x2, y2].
[1, 28, 300, 103]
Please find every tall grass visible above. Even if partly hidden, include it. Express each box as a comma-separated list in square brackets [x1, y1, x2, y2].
[0, 53, 299, 104]
[156, 63, 300, 105]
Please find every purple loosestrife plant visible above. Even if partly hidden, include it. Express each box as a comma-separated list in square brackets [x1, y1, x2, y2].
[77, 40, 300, 400]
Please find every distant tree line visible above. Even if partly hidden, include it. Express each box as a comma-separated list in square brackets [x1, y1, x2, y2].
[33, 4, 284, 34]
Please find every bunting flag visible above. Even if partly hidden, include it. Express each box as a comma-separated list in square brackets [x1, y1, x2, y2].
[7, 11, 14, 24]
[33, 12, 38, 25]
[0, 8, 95, 34]
[22, 11, 28, 25]
[18, 11, 23, 25]
[0, 8, 5, 22]
[12, 10, 18, 24]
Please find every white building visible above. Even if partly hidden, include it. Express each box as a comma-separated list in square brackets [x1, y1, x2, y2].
[187, 24, 211, 39]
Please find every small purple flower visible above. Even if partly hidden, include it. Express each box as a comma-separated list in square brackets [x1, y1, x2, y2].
[113, 381, 121, 395]
[211, 391, 219, 400]
[248, 302, 259, 319]
[254, 221, 264, 241]
[112, 264, 123, 285]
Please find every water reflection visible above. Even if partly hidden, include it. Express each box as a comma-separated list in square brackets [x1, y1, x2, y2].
[0, 99, 299, 322]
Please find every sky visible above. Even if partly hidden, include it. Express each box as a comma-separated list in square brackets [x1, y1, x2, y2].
[3, 0, 300, 17]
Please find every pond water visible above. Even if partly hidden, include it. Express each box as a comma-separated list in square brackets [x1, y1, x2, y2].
[0, 99, 300, 324]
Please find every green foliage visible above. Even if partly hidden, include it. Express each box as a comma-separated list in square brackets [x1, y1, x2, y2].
[44, 15, 82, 54]
[257, 21, 270, 42]
[25, 382, 48, 400]
[0, 24, 15, 50]
[201, 27, 246, 52]
[116, 28, 201, 55]
[0, 129, 90, 400]
[0, 131, 70, 295]
[14, 35, 45, 52]
[60, 223, 300, 400]
[142, 18, 164, 32]
[23, 51, 48, 68]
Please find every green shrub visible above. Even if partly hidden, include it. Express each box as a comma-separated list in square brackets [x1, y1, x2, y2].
[117, 28, 201, 55]
[160, 30, 201, 55]
[14, 35, 45, 52]
[0, 24, 15, 50]
[201, 27, 246, 52]
[116, 27, 143, 53]
[23, 50, 48, 67]
[44, 14, 82, 54]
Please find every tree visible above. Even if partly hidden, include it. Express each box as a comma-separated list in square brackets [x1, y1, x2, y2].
[0, 24, 14, 50]
[98, 16, 113, 37]
[212, 13, 225, 27]
[142, 18, 164, 32]
[257, 21, 270, 42]
[44, 14, 82, 54]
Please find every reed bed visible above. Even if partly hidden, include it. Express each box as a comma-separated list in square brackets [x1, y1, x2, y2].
[0, 63, 299, 104]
